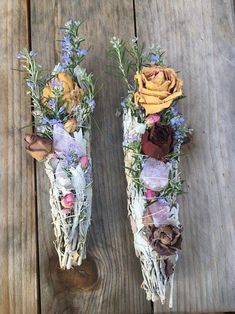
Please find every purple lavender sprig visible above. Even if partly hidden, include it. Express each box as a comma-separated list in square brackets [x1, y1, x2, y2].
[60, 20, 88, 70]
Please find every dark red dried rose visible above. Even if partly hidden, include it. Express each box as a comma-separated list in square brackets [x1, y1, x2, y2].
[141, 123, 174, 160]
[150, 225, 182, 256]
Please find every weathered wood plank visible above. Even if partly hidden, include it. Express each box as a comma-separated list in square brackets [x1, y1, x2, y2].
[135, 0, 235, 312]
[30, 1, 152, 313]
[0, 0, 38, 313]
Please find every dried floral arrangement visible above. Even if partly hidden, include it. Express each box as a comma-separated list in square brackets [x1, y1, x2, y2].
[17, 20, 96, 269]
[110, 38, 192, 306]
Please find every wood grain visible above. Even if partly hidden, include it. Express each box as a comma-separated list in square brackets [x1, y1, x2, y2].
[30, 1, 152, 313]
[135, 0, 235, 312]
[2, 0, 234, 313]
[0, 0, 38, 313]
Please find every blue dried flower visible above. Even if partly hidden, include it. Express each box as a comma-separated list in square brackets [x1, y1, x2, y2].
[29, 50, 38, 57]
[41, 117, 61, 126]
[86, 99, 96, 110]
[171, 106, 178, 115]
[26, 81, 35, 89]
[49, 119, 61, 126]
[68, 143, 78, 152]
[157, 198, 168, 206]
[62, 36, 70, 47]
[48, 98, 57, 108]
[50, 79, 57, 88]
[62, 53, 71, 65]
[41, 117, 49, 125]
[174, 130, 183, 140]
[150, 54, 160, 64]
[171, 116, 185, 126]
[16, 51, 24, 59]
[77, 48, 88, 56]
[123, 134, 139, 146]
[58, 107, 65, 114]
[51, 79, 63, 92]
[62, 36, 73, 54]
[120, 101, 125, 108]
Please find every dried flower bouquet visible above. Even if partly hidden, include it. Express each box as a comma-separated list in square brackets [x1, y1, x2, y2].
[110, 38, 192, 306]
[18, 21, 96, 269]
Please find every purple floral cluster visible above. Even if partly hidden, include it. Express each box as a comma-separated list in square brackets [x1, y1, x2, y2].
[60, 22, 88, 69]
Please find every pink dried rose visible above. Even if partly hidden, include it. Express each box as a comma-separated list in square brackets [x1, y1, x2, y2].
[62, 207, 72, 215]
[145, 114, 160, 127]
[61, 192, 75, 209]
[80, 155, 89, 169]
[140, 158, 171, 191]
[142, 199, 171, 227]
[144, 189, 157, 201]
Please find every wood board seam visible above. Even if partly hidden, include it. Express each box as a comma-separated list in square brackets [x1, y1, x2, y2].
[28, 0, 41, 312]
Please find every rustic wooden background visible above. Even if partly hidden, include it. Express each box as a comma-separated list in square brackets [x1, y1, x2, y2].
[1, 0, 235, 313]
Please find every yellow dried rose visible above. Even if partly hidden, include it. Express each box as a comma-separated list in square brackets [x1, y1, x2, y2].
[134, 66, 183, 115]
[42, 72, 84, 114]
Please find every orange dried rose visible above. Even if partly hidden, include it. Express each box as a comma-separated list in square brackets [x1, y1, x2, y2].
[42, 72, 84, 114]
[24, 134, 52, 161]
[134, 66, 183, 115]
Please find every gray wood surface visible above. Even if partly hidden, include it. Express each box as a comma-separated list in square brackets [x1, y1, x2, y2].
[135, 0, 235, 312]
[0, 0, 38, 313]
[1, 0, 235, 313]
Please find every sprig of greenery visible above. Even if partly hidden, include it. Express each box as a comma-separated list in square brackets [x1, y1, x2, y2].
[120, 93, 146, 124]
[160, 107, 175, 125]
[17, 49, 46, 111]
[160, 169, 184, 198]
[128, 38, 147, 72]
[109, 37, 168, 94]
[73, 66, 96, 121]
[177, 125, 193, 142]
[109, 37, 133, 90]
[124, 140, 144, 191]
[160, 104, 193, 143]
[75, 66, 94, 100]
[60, 20, 87, 71]
[147, 44, 165, 66]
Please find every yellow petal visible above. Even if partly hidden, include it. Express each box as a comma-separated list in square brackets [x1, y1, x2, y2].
[152, 71, 165, 85]
[135, 94, 162, 105]
[140, 87, 170, 98]
[134, 72, 144, 90]
[168, 73, 176, 91]
[58, 72, 74, 91]
[142, 100, 173, 115]
[145, 79, 171, 91]
[163, 90, 183, 103]
[42, 86, 52, 99]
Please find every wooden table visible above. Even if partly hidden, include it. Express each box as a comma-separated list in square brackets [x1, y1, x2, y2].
[1, 0, 235, 313]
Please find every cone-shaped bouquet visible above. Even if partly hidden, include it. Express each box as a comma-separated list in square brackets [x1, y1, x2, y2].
[18, 21, 95, 269]
[110, 38, 192, 306]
